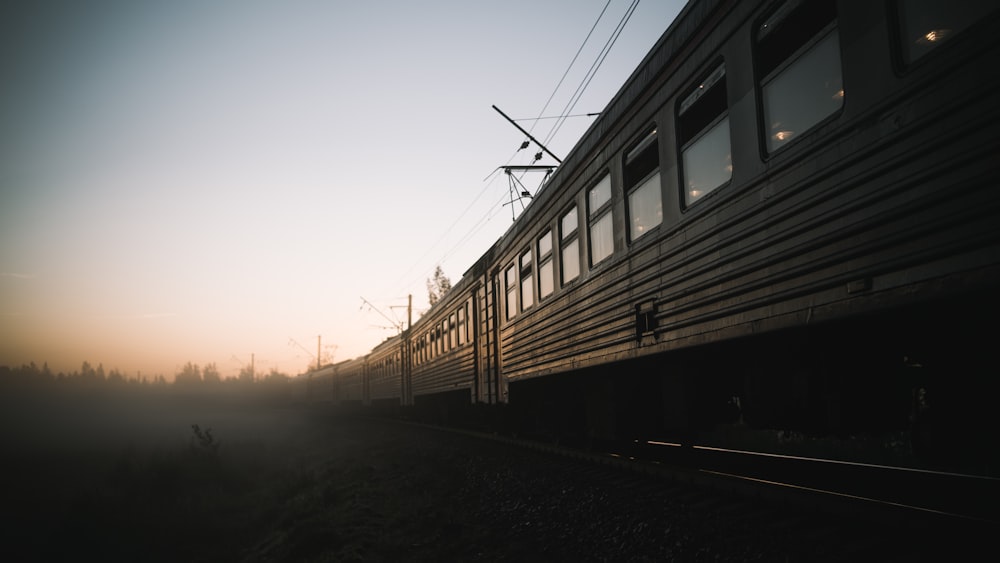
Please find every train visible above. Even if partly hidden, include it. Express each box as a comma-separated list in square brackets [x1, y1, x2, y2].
[294, 0, 1000, 473]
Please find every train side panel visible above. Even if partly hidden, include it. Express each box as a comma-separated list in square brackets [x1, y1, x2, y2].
[492, 0, 1000, 380]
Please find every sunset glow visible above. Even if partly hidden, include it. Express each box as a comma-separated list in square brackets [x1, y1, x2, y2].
[0, 0, 683, 379]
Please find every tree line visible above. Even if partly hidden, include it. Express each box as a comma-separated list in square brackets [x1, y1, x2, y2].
[0, 360, 292, 392]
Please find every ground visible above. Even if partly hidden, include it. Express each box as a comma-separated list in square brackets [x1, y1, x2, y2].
[0, 395, 976, 561]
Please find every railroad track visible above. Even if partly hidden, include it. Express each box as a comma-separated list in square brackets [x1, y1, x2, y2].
[392, 416, 998, 559]
[658, 442, 1000, 526]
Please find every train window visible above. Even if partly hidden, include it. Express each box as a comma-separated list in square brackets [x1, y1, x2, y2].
[896, 0, 995, 64]
[588, 174, 614, 266]
[624, 128, 662, 241]
[678, 62, 731, 207]
[505, 263, 518, 321]
[538, 230, 554, 300]
[449, 313, 457, 350]
[757, 0, 842, 154]
[457, 304, 466, 346]
[520, 249, 534, 311]
[560, 206, 580, 285]
[465, 301, 472, 343]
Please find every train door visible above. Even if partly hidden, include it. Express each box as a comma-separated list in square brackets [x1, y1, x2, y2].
[473, 275, 508, 404]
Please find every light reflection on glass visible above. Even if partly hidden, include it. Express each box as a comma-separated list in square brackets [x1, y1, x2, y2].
[628, 171, 662, 241]
[762, 31, 842, 152]
[898, 1, 995, 63]
[917, 28, 952, 44]
[683, 117, 732, 206]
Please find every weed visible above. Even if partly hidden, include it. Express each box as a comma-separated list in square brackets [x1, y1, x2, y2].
[190, 424, 221, 455]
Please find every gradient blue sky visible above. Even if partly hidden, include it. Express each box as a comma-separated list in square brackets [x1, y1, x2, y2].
[1, 0, 684, 379]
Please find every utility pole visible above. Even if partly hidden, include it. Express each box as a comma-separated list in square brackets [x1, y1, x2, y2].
[408, 294, 413, 331]
[361, 296, 406, 333]
[317, 335, 321, 371]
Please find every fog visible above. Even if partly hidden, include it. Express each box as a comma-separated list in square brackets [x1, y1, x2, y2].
[2, 384, 302, 453]
[0, 368, 327, 561]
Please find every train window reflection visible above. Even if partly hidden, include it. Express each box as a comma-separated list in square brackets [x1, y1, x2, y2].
[628, 172, 662, 239]
[561, 206, 580, 285]
[897, 0, 995, 64]
[588, 174, 614, 266]
[589, 174, 611, 211]
[520, 249, 534, 311]
[457, 303, 467, 345]
[625, 128, 661, 242]
[679, 63, 731, 207]
[757, 0, 842, 153]
[682, 119, 731, 204]
[538, 230, 554, 300]
[505, 263, 517, 321]
[590, 212, 613, 265]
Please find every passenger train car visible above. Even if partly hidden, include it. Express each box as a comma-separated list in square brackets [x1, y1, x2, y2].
[297, 0, 1000, 471]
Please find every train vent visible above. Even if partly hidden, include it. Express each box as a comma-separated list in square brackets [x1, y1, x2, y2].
[635, 300, 658, 343]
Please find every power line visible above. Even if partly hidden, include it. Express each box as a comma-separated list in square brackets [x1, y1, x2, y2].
[514, 112, 600, 122]
[527, 0, 613, 138]
[544, 0, 641, 147]
[391, 1, 642, 304]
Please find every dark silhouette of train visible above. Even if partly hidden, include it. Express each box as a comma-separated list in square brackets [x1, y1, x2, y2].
[295, 0, 1000, 471]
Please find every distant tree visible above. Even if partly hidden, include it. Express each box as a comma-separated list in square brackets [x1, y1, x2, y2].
[426, 265, 452, 306]
[80, 361, 96, 381]
[263, 368, 289, 383]
[107, 368, 126, 385]
[174, 362, 202, 385]
[238, 365, 255, 384]
[202, 363, 221, 385]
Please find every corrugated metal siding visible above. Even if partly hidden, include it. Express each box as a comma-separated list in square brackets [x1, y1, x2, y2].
[494, 0, 1000, 381]
[368, 337, 403, 402]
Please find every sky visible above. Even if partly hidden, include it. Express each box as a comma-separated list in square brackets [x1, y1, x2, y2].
[1, 0, 685, 379]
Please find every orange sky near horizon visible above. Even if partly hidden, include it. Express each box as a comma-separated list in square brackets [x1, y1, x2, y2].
[1, 0, 685, 379]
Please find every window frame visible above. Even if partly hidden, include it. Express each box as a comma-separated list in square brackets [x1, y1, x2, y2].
[456, 303, 466, 346]
[677, 61, 732, 209]
[520, 248, 534, 312]
[504, 262, 518, 321]
[560, 205, 581, 287]
[891, 0, 998, 70]
[587, 173, 614, 267]
[754, 0, 843, 157]
[537, 229, 554, 301]
[623, 127, 663, 243]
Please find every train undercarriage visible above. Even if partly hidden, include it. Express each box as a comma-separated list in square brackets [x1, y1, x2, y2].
[402, 287, 1000, 478]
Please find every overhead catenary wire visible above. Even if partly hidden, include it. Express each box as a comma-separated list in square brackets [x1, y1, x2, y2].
[543, 0, 641, 147]
[514, 112, 601, 122]
[497, 0, 614, 172]
[508, 1, 638, 192]
[390, 185, 510, 298]
[391, 171, 500, 291]
[526, 0, 613, 138]
[389, 1, 643, 308]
